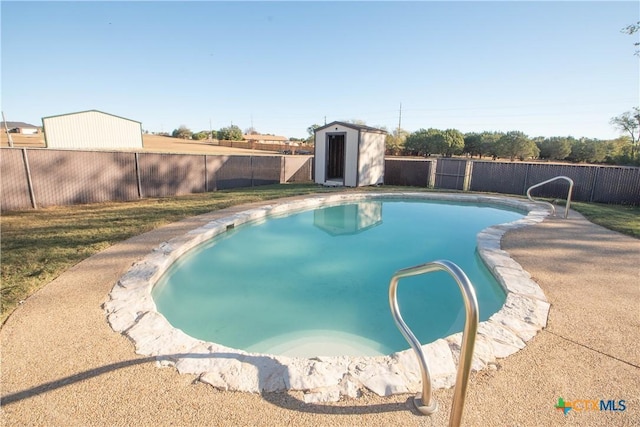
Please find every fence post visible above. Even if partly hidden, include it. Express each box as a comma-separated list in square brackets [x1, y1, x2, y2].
[463, 160, 473, 191]
[280, 156, 286, 184]
[250, 156, 254, 187]
[21, 148, 37, 209]
[428, 159, 437, 188]
[522, 163, 532, 195]
[589, 167, 601, 202]
[134, 152, 143, 199]
[204, 155, 209, 192]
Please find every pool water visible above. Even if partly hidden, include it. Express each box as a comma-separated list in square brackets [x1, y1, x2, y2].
[152, 200, 524, 357]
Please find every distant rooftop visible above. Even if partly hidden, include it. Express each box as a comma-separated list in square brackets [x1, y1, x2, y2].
[1, 121, 39, 129]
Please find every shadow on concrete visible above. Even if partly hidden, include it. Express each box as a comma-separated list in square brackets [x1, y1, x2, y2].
[1, 352, 419, 416]
[259, 390, 417, 416]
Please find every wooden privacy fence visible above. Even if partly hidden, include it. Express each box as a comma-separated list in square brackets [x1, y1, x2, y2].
[384, 158, 640, 205]
[1, 148, 313, 211]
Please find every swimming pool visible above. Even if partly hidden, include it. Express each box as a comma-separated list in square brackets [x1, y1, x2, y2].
[105, 192, 551, 402]
[151, 199, 522, 357]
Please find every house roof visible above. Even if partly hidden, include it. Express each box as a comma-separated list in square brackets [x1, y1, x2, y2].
[41, 109, 141, 124]
[314, 121, 387, 134]
[243, 134, 288, 141]
[1, 121, 39, 129]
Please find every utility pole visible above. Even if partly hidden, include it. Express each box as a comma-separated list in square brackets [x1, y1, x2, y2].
[1, 111, 13, 147]
[398, 102, 402, 135]
[324, 116, 326, 125]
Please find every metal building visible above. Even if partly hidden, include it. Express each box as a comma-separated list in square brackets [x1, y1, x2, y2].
[314, 121, 386, 187]
[42, 110, 143, 149]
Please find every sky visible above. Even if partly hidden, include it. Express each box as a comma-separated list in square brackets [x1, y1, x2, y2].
[2, 1, 639, 140]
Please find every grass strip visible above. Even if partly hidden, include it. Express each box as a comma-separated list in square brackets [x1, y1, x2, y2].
[570, 202, 640, 239]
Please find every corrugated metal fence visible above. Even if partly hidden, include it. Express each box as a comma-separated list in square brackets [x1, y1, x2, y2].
[2, 149, 638, 211]
[1, 148, 312, 211]
[384, 158, 639, 205]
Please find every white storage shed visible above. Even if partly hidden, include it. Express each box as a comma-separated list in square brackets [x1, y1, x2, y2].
[42, 110, 143, 150]
[314, 121, 386, 187]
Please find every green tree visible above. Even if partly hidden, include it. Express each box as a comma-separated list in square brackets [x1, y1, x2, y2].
[482, 132, 503, 158]
[495, 131, 539, 161]
[610, 108, 640, 160]
[536, 136, 572, 160]
[217, 125, 243, 141]
[404, 129, 426, 156]
[442, 129, 465, 157]
[172, 125, 192, 139]
[306, 124, 321, 145]
[424, 128, 445, 155]
[464, 133, 482, 158]
[464, 131, 503, 158]
[406, 128, 451, 156]
[192, 131, 208, 140]
[603, 136, 634, 164]
[404, 128, 432, 156]
[621, 21, 640, 56]
[385, 128, 408, 155]
[568, 138, 607, 163]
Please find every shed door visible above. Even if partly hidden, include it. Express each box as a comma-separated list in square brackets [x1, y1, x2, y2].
[326, 134, 345, 181]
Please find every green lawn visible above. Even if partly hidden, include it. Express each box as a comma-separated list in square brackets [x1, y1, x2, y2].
[570, 202, 640, 238]
[1, 184, 637, 324]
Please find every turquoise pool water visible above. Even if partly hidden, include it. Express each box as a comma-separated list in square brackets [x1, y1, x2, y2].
[152, 199, 524, 357]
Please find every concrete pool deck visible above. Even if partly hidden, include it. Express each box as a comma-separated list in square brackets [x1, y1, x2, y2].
[1, 193, 639, 426]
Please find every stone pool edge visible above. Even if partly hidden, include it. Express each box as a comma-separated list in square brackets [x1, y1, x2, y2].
[103, 192, 551, 403]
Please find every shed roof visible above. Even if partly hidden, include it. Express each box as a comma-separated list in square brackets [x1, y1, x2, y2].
[315, 121, 387, 134]
[1, 121, 39, 129]
[41, 109, 141, 124]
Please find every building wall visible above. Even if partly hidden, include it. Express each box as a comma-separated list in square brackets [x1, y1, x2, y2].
[344, 127, 360, 187]
[43, 111, 143, 149]
[18, 127, 39, 135]
[357, 132, 385, 186]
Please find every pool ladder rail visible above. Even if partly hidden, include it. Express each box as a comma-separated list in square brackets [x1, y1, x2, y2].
[389, 260, 479, 427]
[526, 176, 574, 219]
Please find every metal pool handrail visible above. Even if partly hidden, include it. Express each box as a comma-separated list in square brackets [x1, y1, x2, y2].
[526, 176, 574, 219]
[389, 260, 479, 427]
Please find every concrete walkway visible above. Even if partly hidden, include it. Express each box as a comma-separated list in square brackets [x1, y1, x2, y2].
[1, 196, 638, 426]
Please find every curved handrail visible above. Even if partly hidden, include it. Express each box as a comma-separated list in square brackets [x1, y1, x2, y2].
[526, 176, 574, 219]
[389, 260, 479, 426]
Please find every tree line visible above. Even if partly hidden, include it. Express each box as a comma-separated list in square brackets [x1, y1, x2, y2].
[164, 108, 638, 166]
[386, 128, 636, 165]
[169, 125, 245, 141]
[385, 108, 640, 166]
